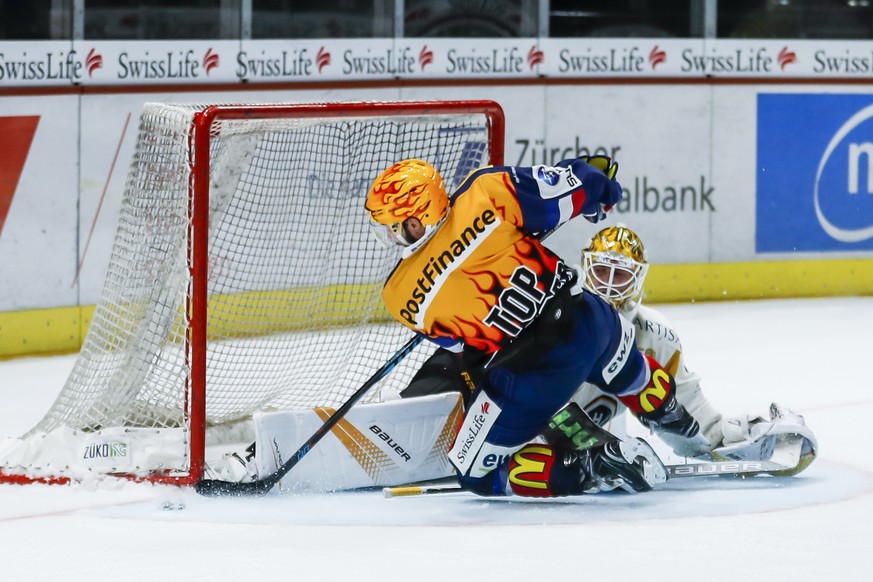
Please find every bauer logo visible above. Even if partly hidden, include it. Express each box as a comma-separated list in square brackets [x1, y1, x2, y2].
[757, 94, 873, 251]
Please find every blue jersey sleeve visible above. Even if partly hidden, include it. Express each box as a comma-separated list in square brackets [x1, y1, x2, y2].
[510, 157, 619, 233]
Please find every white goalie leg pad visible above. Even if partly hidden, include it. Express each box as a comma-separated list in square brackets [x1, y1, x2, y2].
[713, 403, 817, 474]
[252, 393, 464, 492]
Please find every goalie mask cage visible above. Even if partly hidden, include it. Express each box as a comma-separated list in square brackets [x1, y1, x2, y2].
[0, 100, 505, 486]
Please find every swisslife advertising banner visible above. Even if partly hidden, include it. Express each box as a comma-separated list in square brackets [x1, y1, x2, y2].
[757, 94, 873, 252]
[0, 41, 82, 86]
[4, 38, 873, 87]
[72, 40, 241, 85]
[235, 38, 542, 81]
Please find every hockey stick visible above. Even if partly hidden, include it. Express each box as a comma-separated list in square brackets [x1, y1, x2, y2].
[669, 432, 807, 478]
[666, 458, 799, 478]
[381, 457, 802, 498]
[195, 334, 424, 497]
[383, 483, 464, 498]
[382, 454, 805, 498]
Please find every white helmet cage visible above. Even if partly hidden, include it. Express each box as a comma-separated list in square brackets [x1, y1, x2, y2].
[582, 226, 649, 309]
[369, 218, 413, 247]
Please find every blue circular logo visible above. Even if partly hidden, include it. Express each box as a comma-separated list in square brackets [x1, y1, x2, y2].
[536, 166, 560, 186]
[815, 103, 873, 243]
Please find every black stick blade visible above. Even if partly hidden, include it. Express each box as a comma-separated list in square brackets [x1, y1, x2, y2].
[194, 477, 276, 497]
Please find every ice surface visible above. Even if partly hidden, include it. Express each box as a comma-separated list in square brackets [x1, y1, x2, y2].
[1, 297, 871, 581]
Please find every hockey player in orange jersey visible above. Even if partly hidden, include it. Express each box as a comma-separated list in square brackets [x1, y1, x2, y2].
[366, 157, 688, 497]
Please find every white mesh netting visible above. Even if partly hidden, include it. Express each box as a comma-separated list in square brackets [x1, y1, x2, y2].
[0, 101, 496, 481]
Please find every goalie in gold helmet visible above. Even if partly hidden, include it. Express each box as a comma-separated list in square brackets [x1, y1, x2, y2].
[581, 225, 649, 316]
[570, 224, 817, 472]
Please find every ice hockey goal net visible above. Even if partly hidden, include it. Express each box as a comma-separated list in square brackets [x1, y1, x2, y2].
[0, 100, 504, 486]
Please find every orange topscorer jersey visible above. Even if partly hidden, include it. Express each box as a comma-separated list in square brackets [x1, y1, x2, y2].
[382, 159, 613, 354]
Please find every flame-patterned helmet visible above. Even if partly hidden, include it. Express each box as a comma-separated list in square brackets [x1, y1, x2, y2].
[582, 225, 649, 310]
[365, 159, 448, 246]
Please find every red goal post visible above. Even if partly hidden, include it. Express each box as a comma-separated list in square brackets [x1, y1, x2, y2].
[0, 100, 505, 487]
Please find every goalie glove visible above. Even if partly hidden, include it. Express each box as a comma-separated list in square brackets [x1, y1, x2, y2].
[579, 155, 621, 223]
[712, 403, 818, 475]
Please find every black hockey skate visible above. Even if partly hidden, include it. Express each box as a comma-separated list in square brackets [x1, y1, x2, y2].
[590, 438, 667, 492]
[559, 437, 667, 494]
